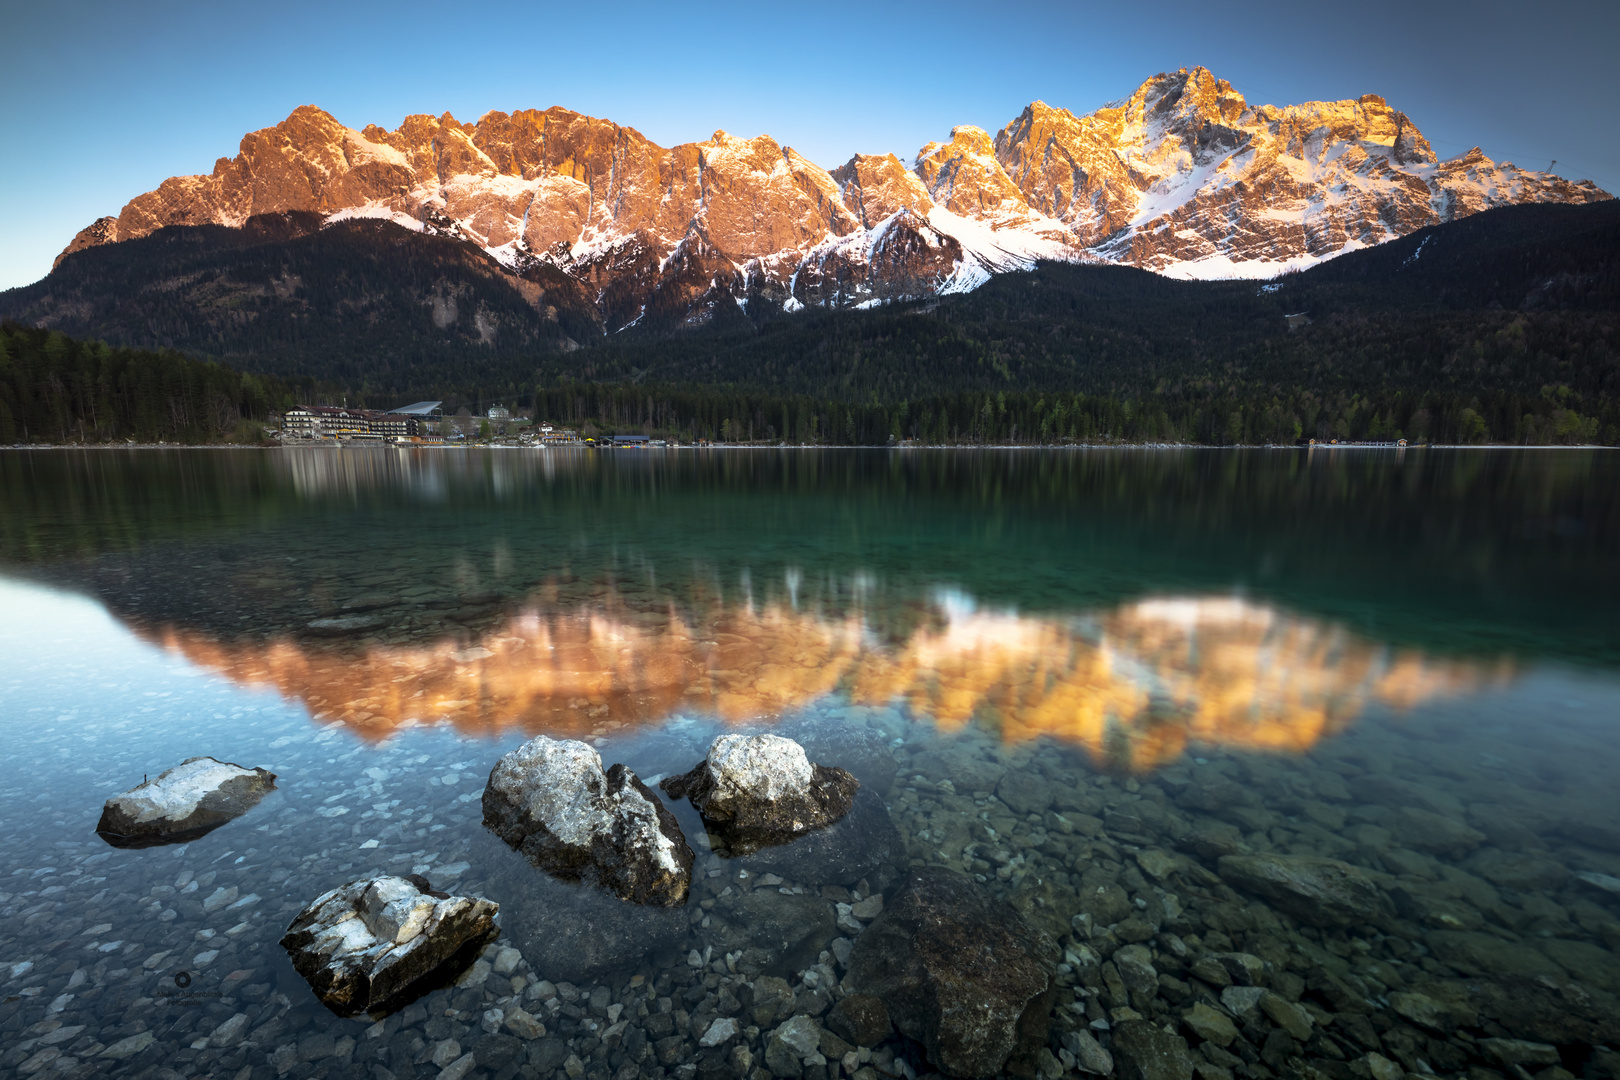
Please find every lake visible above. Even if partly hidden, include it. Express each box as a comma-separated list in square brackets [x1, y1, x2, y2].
[1, 446, 1617, 1080]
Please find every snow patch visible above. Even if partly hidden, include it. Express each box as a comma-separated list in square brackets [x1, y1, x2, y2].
[324, 203, 425, 233]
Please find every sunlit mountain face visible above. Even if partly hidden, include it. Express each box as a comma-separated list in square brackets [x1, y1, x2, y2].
[144, 583, 1505, 773]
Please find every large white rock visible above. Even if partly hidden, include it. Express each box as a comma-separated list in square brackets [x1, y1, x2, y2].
[280, 876, 498, 1017]
[482, 735, 693, 906]
[661, 733, 858, 855]
[706, 734, 816, 807]
[96, 756, 276, 847]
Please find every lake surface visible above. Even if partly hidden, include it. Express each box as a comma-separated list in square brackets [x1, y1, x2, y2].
[1, 447, 1617, 1080]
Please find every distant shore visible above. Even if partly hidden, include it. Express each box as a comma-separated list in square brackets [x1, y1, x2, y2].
[1, 441, 1613, 452]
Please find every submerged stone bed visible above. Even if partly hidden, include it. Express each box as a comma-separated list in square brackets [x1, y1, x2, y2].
[3, 701, 1619, 1080]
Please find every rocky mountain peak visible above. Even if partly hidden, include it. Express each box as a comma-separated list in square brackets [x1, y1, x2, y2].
[49, 69, 1612, 318]
[831, 154, 935, 229]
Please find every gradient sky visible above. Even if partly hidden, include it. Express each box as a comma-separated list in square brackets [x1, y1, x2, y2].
[2, 0, 1615, 290]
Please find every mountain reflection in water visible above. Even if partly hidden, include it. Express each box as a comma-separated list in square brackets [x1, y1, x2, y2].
[147, 589, 1506, 771]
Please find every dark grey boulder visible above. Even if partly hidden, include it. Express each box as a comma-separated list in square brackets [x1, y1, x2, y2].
[1216, 853, 1383, 927]
[703, 889, 837, 979]
[1111, 1020, 1195, 1080]
[483, 735, 693, 906]
[662, 733, 858, 856]
[740, 975, 798, 1028]
[826, 993, 892, 1047]
[846, 866, 1056, 1079]
[96, 756, 276, 848]
[280, 876, 499, 1017]
[484, 863, 690, 984]
[1466, 973, 1620, 1045]
[739, 786, 903, 887]
[996, 772, 1054, 816]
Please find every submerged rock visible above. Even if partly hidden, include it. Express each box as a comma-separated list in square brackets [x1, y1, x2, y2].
[846, 866, 1056, 1079]
[1466, 973, 1620, 1045]
[701, 889, 838, 979]
[1062, 1030, 1113, 1076]
[488, 863, 689, 983]
[1425, 930, 1565, 977]
[739, 786, 903, 887]
[1111, 1019, 1195, 1080]
[280, 876, 498, 1017]
[1575, 870, 1620, 896]
[827, 993, 892, 1047]
[662, 733, 859, 855]
[1216, 853, 1383, 927]
[306, 614, 386, 635]
[483, 735, 693, 906]
[96, 756, 276, 848]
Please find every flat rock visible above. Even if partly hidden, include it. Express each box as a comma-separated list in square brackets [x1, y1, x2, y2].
[1394, 807, 1486, 856]
[1113, 944, 1158, 997]
[1465, 973, 1620, 1045]
[1260, 991, 1314, 1040]
[1220, 986, 1265, 1022]
[701, 1017, 741, 1047]
[1078, 879, 1133, 927]
[703, 890, 837, 979]
[1111, 1019, 1195, 1080]
[662, 733, 858, 855]
[910, 746, 1006, 796]
[1556, 819, 1620, 852]
[488, 864, 691, 984]
[846, 866, 1056, 1078]
[96, 756, 276, 848]
[1010, 877, 1083, 942]
[1061, 1030, 1113, 1076]
[1182, 1002, 1237, 1047]
[996, 772, 1053, 816]
[1478, 1038, 1561, 1068]
[1215, 853, 1382, 927]
[1425, 930, 1564, 978]
[307, 614, 386, 635]
[1465, 850, 1568, 891]
[1574, 870, 1620, 896]
[739, 786, 903, 887]
[1135, 849, 1180, 882]
[743, 975, 798, 1028]
[827, 993, 891, 1047]
[279, 876, 498, 1017]
[1536, 939, 1620, 993]
[765, 1014, 823, 1076]
[484, 735, 692, 906]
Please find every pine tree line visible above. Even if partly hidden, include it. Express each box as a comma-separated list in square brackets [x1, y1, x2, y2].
[0, 322, 299, 444]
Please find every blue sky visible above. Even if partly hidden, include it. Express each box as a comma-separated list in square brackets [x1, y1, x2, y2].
[2, 0, 1615, 290]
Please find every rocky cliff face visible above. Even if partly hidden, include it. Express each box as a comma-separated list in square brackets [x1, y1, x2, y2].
[55, 68, 1610, 328]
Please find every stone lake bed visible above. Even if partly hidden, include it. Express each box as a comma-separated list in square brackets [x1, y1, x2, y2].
[4, 687, 1620, 1080]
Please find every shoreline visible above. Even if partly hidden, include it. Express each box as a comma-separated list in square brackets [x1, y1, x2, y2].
[0, 442, 1614, 452]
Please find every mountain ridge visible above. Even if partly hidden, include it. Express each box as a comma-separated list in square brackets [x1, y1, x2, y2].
[52, 67, 1609, 332]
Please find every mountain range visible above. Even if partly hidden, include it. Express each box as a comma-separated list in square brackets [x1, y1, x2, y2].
[42, 66, 1610, 336]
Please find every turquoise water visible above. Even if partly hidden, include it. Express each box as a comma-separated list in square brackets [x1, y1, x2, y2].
[1, 447, 1617, 1080]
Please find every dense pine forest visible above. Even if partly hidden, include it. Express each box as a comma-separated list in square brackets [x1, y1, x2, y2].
[0, 322, 299, 444]
[1, 201, 1616, 445]
[2, 317, 1611, 446]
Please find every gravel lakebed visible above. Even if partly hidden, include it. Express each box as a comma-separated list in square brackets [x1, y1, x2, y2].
[4, 675, 1620, 1080]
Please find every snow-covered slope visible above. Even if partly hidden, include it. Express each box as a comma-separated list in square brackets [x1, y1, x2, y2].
[53, 68, 1611, 327]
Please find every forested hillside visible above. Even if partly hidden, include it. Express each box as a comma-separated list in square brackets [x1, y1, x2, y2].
[1, 202, 1617, 445]
[0, 323, 296, 444]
